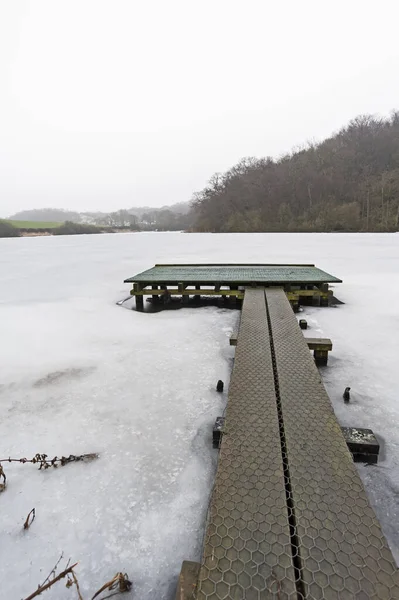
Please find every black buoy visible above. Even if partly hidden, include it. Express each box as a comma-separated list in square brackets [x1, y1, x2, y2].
[216, 380, 224, 393]
[343, 387, 351, 403]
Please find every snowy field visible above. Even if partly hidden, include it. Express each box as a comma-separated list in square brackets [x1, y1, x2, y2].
[0, 231, 398, 599]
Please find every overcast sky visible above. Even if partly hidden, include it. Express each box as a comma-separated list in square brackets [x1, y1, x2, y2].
[1, 0, 399, 217]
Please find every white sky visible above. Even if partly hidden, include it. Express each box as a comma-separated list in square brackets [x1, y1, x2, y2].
[1, 0, 399, 217]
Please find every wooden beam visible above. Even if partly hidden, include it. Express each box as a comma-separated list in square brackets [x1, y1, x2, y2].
[305, 338, 333, 351]
[287, 289, 325, 298]
[129, 289, 244, 298]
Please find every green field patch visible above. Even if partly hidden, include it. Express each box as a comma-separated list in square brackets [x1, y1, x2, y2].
[7, 220, 63, 229]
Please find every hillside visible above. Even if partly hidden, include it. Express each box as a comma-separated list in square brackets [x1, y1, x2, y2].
[127, 201, 191, 218]
[192, 113, 399, 232]
[8, 208, 80, 223]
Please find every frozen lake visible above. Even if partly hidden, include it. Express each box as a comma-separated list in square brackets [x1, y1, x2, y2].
[1, 232, 398, 599]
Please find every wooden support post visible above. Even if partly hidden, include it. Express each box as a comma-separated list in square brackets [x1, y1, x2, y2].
[152, 285, 159, 303]
[299, 285, 312, 306]
[133, 283, 144, 311]
[229, 286, 238, 306]
[341, 427, 380, 464]
[236, 288, 243, 309]
[195, 284, 201, 302]
[289, 294, 299, 312]
[306, 338, 332, 365]
[136, 295, 144, 311]
[178, 282, 189, 305]
[160, 285, 170, 304]
[312, 292, 321, 307]
[314, 349, 328, 366]
[320, 283, 329, 307]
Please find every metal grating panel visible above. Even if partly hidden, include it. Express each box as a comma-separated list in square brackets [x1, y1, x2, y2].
[124, 264, 342, 284]
[265, 288, 399, 599]
[196, 289, 297, 600]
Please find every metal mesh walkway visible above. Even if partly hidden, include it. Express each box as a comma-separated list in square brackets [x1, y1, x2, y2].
[196, 289, 297, 600]
[124, 264, 342, 284]
[265, 288, 399, 599]
[195, 288, 399, 599]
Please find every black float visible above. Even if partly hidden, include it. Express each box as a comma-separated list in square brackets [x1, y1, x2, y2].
[341, 427, 380, 464]
[212, 417, 225, 448]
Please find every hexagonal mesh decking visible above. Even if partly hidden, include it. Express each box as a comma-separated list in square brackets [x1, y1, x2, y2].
[196, 289, 297, 600]
[124, 264, 342, 285]
[195, 288, 399, 600]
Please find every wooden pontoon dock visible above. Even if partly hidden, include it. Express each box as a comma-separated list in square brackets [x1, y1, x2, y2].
[124, 263, 342, 311]
[123, 264, 399, 599]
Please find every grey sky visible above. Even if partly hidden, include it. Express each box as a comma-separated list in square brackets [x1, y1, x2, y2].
[1, 0, 399, 217]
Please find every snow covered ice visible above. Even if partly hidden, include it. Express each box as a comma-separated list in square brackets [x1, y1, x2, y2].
[0, 232, 398, 599]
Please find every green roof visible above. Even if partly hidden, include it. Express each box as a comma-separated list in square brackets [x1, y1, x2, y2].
[124, 264, 342, 284]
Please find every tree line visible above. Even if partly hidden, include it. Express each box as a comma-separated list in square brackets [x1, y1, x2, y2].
[0, 220, 105, 237]
[7, 203, 191, 232]
[191, 112, 399, 232]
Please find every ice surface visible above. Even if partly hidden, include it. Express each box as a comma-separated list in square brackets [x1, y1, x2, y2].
[0, 232, 398, 599]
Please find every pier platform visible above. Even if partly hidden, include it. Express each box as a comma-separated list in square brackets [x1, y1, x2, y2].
[124, 264, 341, 310]
[122, 264, 398, 598]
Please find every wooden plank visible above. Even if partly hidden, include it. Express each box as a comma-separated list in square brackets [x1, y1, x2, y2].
[175, 561, 200, 600]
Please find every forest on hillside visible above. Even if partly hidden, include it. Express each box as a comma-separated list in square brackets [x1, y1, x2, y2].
[192, 113, 399, 232]
[6, 113, 399, 235]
